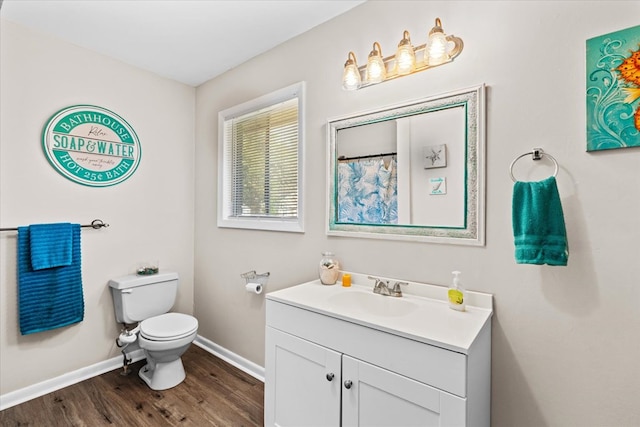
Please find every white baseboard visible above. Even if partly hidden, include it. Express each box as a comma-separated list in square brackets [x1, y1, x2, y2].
[0, 335, 265, 411]
[0, 348, 145, 411]
[194, 335, 265, 382]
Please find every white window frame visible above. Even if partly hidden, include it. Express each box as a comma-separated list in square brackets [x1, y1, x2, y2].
[217, 82, 305, 232]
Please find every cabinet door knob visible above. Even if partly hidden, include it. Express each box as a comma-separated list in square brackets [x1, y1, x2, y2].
[344, 380, 353, 389]
[326, 373, 335, 381]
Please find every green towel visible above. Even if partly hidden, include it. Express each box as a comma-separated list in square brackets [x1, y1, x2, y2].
[512, 176, 568, 266]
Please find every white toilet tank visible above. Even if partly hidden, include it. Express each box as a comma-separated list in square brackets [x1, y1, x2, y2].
[109, 272, 179, 324]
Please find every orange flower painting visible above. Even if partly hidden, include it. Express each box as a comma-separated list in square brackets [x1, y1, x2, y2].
[586, 25, 640, 151]
[615, 46, 640, 130]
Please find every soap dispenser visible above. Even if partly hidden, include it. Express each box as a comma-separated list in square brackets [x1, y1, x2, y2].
[448, 271, 466, 312]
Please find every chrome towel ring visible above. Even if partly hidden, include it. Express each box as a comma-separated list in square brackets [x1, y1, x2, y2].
[509, 148, 559, 182]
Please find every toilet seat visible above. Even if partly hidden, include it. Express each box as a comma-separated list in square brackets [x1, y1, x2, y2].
[140, 313, 198, 341]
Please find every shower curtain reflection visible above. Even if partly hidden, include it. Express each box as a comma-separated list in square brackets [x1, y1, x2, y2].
[337, 158, 398, 224]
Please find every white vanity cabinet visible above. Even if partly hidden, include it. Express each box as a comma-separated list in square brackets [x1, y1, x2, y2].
[265, 275, 493, 427]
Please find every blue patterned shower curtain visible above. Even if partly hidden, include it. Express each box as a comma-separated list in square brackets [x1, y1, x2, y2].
[337, 159, 398, 224]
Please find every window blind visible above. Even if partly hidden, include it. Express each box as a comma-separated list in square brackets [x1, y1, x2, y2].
[223, 98, 299, 219]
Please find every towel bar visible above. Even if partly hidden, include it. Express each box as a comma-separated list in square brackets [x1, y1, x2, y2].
[509, 148, 558, 182]
[0, 218, 109, 232]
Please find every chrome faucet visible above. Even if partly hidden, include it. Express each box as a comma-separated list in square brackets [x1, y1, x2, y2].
[368, 276, 408, 297]
[390, 281, 408, 297]
[370, 276, 391, 296]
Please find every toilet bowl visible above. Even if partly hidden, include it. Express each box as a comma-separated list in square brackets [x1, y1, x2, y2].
[137, 312, 198, 390]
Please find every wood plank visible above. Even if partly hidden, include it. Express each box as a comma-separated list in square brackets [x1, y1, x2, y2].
[0, 345, 264, 426]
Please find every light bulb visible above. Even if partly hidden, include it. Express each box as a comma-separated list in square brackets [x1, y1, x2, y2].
[342, 52, 361, 91]
[365, 42, 386, 84]
[426, 32, 448, 65]
[426, 18, 449, 66]
[395, 31, 415, 75]
[342, 66, 361, 91]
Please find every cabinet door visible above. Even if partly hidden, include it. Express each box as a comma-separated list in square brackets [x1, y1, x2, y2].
[342, 356, 466, 427]
[265, 327, 342, 427]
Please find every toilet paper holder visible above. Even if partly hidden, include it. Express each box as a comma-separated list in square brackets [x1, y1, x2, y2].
[241, 270, 270, 287]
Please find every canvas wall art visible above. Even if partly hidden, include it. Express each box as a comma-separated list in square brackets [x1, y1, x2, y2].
[586, 25, 640, 151]
[423, 144, 447, 168]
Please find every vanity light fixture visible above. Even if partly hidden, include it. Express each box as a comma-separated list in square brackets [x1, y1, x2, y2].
[341, 18, 464, 91]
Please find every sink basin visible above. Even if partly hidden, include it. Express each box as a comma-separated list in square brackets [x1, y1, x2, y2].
[327, 290, 419, 317]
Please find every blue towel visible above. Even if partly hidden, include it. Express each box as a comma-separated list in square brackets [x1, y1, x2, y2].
[29, 223, 73, 270]
[512, 176, 569, 266]
[17, 224, 84, 335]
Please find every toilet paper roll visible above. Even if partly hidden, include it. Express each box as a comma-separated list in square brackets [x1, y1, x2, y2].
[245, 282, 263, 294]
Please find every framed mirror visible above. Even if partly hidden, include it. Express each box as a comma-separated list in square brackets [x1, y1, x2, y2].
[326, 84, 485, 245]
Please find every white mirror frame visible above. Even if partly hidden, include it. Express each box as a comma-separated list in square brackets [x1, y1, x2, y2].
[326, 84, 486, 245]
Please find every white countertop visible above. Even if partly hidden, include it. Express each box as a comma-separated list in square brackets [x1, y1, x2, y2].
[266, 272, 493, 354]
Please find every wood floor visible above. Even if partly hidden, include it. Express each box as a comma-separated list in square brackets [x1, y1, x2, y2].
[0, 345, 264, 426]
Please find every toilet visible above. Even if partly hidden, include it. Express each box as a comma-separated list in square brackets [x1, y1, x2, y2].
[108, 272, 198, 390]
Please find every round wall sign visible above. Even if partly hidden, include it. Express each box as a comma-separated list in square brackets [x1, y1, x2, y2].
[42, 105, 141, 187]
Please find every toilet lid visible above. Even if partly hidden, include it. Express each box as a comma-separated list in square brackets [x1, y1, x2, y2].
[140, 313, 198, 341]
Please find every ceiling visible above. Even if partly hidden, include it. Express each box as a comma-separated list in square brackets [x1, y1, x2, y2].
[1, 0, 365, 87]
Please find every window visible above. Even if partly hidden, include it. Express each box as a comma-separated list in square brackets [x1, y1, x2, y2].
[218, 82, 304, 232]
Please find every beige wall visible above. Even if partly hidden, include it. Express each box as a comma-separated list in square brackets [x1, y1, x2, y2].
[194, 1, 640, 426]
[0, 20, 195, 394]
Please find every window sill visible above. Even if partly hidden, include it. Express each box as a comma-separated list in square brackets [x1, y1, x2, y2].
[217, 217, 304, 233]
